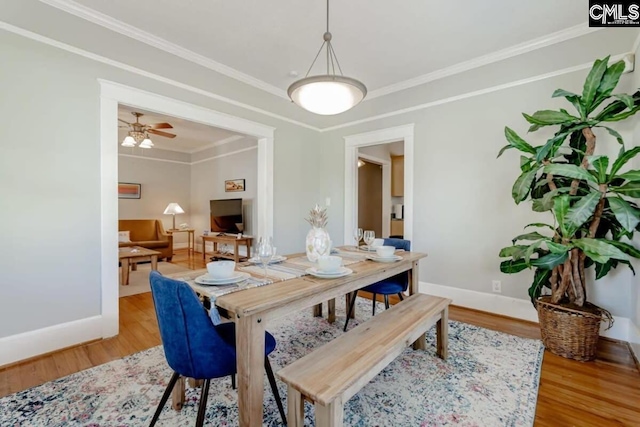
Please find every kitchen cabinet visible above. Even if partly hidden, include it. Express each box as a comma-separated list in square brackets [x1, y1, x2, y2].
[391, 155, 404, 197]
[390, 219, 404, 237]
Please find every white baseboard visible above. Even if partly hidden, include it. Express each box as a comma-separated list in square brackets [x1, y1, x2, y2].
[419, 282, 632, 342]
[0, 315, 103, 367]
[173, 243, 188, 250]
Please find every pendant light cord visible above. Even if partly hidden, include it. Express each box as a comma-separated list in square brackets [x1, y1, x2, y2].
[302, 0, 344, 78]
[326, 0, 330, 74]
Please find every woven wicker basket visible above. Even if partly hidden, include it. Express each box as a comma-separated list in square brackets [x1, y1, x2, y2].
[536, 297, 603, 362]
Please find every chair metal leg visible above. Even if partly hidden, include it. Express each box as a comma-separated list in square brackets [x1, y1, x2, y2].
[195, 379, 211, 427]
[231, 374, 236, 390]
[265, 357, 287, 425]
[149, 371, 180, 427]
[372, 293, 377, 316]
[343, 291, 358, 332]
[384, 295, 390, 310]
[398, 292, 404, 301]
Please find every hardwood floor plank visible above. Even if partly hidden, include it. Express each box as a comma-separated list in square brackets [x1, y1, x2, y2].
[0, 249, 638, 427]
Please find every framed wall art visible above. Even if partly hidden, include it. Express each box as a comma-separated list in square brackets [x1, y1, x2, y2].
[118, 182, 141, 199]
[225, 179, 245, 192]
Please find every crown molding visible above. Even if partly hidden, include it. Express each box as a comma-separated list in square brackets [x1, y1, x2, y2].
[119, 144, 257, 165]
[366, 24, 603, 101]
[0, 20, 320, 131]
[2, 16, 630, 135]
[322, 53, 628, 132]
[39, 0, 289, 100]
[118, 153, 190, 164]
[187, 134, 246, 154]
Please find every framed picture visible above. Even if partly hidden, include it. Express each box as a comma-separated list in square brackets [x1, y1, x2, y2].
[225, 179, 245, 192]
[118, 182, 141, 199]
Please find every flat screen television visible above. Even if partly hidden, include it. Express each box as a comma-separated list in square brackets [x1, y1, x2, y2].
[210, 198, 244, 234]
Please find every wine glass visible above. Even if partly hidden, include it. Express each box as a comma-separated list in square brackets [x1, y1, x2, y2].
[257, 237, 274, 278]
[363, 230, 375, 251]
[353, 228, 363, 249]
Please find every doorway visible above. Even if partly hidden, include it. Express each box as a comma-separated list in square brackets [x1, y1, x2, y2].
[343, 124, 414, 246]
[357, 159, 383, 237]
[100, 80, 275, 338]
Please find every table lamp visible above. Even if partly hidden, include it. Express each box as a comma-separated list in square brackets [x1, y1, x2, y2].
[163, 202, 185, 230]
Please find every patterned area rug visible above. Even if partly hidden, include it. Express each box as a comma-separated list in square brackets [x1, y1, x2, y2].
[0, 298, 543, 426]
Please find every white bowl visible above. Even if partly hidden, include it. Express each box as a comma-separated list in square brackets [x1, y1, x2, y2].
[207, 261, 236, 279]
[376, 246, 396, 258]
[371, 238, 385, 248]
[317, 255, 342, 273]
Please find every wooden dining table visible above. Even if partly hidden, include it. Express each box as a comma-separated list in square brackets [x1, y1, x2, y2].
[175, 249, 427, 427]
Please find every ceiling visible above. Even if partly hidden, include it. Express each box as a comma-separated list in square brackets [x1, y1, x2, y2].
[118, 105, 247, 152]
[67, 0, 587, 95]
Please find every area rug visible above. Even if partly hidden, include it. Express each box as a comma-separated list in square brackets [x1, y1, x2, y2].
[119, 262, 192, 297]
[0, 298, 543, 426]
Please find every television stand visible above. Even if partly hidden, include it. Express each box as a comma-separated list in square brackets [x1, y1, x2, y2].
[202, 234, 253, 263]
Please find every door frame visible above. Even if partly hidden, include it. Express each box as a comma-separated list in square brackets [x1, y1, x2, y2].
[343, 124, 414, 245]
[99, 80, 275, 337]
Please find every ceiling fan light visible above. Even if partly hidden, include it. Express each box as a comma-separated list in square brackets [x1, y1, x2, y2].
[288, 75, 366, 115]
[121, 136, 136, 147]
[139, 138, 154, 149]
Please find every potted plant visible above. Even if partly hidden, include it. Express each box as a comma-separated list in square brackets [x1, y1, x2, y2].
[498, 56, 640, 361]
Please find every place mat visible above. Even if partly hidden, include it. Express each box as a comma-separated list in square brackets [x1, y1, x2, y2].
[237, 264, 301, 281]
[171, 271, 273, 299]
[286, 254, 362, 269]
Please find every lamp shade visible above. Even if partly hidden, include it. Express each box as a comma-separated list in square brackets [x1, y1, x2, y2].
[139, 138, 154, 149]
[288, 75, 366, 115]
[163, 203, 185, 215]
[121, 136, 136, 147]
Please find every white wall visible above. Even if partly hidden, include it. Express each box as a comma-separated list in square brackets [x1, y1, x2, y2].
[118, 152, 191, 245]
[320, 66, 638, 322]
[0, 29, 321, 345]
[190, 138, 258, 245]
[630, 44, 640, 357]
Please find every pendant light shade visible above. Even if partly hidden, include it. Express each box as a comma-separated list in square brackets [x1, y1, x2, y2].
[288, 0, 366, 115]
[288, 75, 366, 115]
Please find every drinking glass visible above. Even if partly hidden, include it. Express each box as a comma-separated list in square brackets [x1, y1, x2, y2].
[257, 237, 274, 278]
[363, 230, 375, 251]
[314, 233, 330, 259]
[353, 228, 363, 249]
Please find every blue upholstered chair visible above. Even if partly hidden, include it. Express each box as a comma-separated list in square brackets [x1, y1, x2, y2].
[148, 271, 286, 426]
[343, 238, 411, 331]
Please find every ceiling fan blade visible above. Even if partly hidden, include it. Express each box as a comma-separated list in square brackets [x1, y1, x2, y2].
[147, 122, 173, 129]
[148, 129, 176, 138]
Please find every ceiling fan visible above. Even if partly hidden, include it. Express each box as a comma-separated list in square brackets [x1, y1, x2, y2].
[119, 112, 176, 148]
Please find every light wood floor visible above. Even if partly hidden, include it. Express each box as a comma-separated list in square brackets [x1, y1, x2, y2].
[1, 249, 639, 426]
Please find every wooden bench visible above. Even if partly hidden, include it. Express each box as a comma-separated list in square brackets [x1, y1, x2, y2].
[277, 293, 451, 427]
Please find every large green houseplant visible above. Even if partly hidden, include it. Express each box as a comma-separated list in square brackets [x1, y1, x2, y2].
[498, 56, 640, 360]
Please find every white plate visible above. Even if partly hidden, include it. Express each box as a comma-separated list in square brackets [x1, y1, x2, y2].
[366, 254, 402, 263]
[305, 267, 353, 278]
[247, 255, 287, 265]
[194, 272, 250, 286]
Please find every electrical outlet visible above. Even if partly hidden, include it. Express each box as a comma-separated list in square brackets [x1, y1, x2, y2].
[325, 197, 331, 207]
[492, 280, 502, 293]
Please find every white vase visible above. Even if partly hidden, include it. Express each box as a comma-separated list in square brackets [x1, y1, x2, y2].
[306, 227, 331, 262]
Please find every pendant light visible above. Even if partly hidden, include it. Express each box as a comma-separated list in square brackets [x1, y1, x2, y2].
[288, 0, 366, 115]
